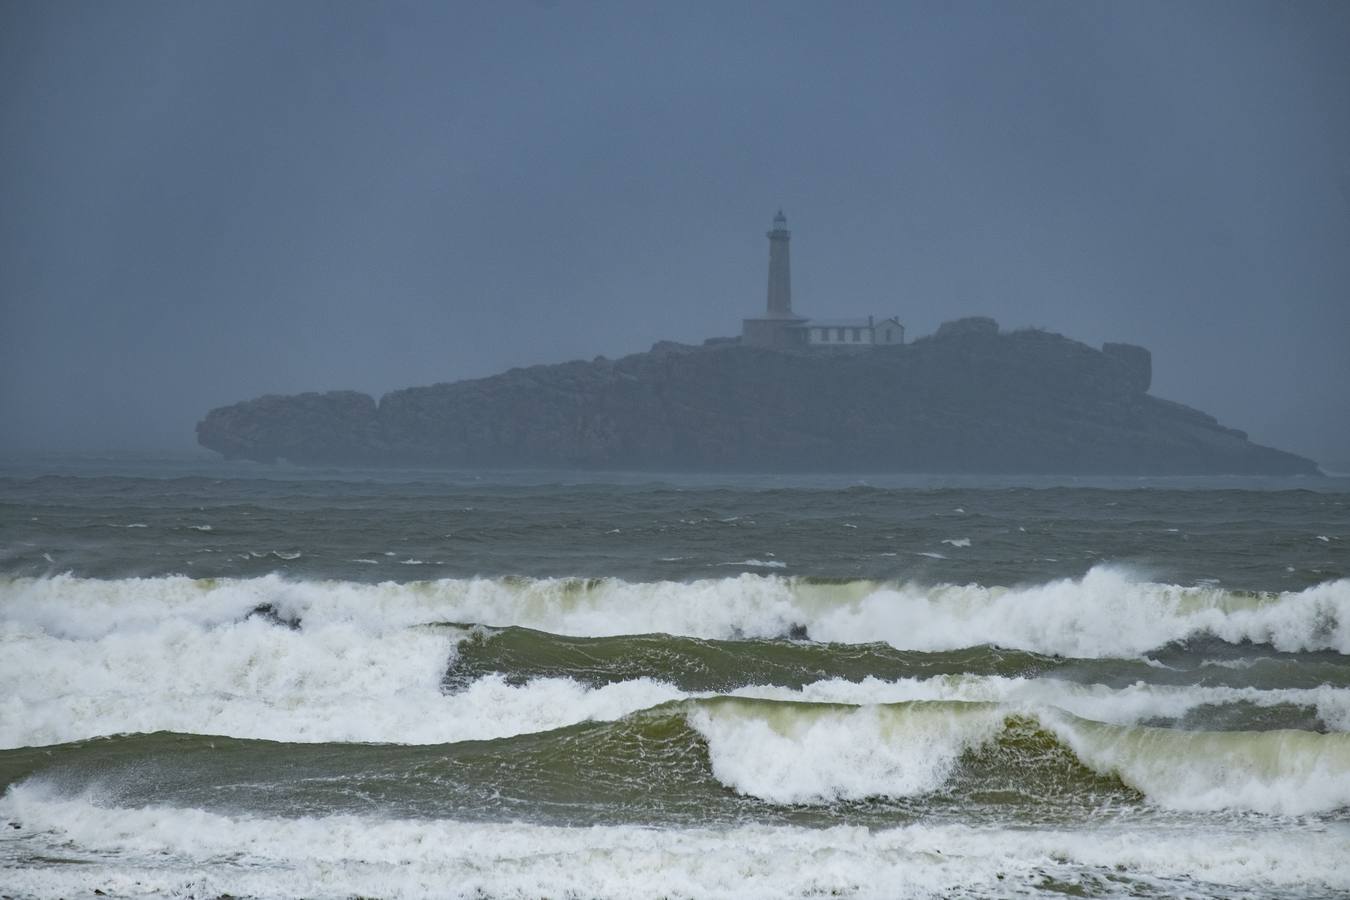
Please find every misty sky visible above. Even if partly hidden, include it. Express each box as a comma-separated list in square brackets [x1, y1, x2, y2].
[2, 0, 1348, 466]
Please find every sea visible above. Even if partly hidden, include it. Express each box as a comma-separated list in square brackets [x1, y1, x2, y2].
[1, 452, 1348, 899]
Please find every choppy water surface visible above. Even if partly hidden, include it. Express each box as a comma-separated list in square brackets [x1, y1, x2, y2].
[1, 455, 1348, 898]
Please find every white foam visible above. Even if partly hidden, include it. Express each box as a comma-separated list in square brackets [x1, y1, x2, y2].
[0, 653, 684, 750]
[8, 570, 1348, 658]
[1049, 710, 1350, 815]
[2, 787, 1346, 899]
[734, 676, 1350, 732]
[807, 568, 1350, 657]
[687, 699, 1003, 803]
[683, 696, 1350, 815]
[0, 572, 811, 642]
[0, 596, 684, 747]
[4, 572, 1350, 750]
[5, 595, 1349, 749]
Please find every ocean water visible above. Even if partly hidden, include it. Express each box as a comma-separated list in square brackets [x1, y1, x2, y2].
[1, 453, 1349, 899]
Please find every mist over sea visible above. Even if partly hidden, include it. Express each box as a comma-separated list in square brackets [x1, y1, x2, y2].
[2, 453, 1349, 898]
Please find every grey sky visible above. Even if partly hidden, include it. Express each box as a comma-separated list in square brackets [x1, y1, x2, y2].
[2, 0, 1348, 466]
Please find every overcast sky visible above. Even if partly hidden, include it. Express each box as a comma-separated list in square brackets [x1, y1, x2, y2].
[2, 0, 1348, 467]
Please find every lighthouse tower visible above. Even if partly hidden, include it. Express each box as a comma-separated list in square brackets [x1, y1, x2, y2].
[742, 210, 807, 347]
[765, 209, 792, 317]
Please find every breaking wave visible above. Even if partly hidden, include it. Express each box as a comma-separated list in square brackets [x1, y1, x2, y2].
[3, 570, 1349, 749]
[3, 790, 1346, 899]
[680, 697, 1350, 815]
[5, 699, 1350, 817]
[4, 567, 1348, 655]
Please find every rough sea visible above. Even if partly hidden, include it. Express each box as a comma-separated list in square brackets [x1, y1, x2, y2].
[2, 453, 1348, 899]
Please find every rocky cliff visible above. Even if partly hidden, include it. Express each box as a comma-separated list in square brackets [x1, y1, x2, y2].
[196, 319, 1320, 475]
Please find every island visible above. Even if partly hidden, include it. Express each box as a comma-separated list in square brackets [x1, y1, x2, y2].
[198, 213, 1320, 475]
[196, 316, 1318, 475]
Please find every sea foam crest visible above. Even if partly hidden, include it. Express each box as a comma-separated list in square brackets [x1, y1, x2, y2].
[4, 569, 1348, 656]
[5, 620, 1350, 746]
[744, 677, 1350, 733]
[1051, 710, 1350, 815]
[806, 568, 1350, 658]
[685, 697, 1004, 804]
[0, 586, 663, 746]
[4, 781, 1349, 899]
[4, 572, 1350, 749]
[0, 602, 683, 749]
[680, 698, 1350, 815]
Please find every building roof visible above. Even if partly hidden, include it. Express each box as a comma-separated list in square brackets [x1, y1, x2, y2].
[787, 318, 881, 329]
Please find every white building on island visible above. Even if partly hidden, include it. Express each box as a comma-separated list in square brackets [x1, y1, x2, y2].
[794, 316, 905, 346]
[740, 211, 904, 349]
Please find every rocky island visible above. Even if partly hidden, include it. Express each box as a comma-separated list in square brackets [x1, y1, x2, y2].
[198, 214, 1320, 475]
[196, 316, 1319, 475]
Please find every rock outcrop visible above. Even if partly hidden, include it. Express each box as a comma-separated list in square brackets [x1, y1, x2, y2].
[196, 319, 1320, 475]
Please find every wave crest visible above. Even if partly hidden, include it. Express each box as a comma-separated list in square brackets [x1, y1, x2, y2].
[680, 697, 1350, 815]
[4, 568, 1347, 656]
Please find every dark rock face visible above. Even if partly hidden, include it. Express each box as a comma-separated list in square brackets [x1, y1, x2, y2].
[196, 391, 382, 464]
[1101, 342, 1152, 393]
[196, 320, 1320, 475]
[934, 316, 999, 340]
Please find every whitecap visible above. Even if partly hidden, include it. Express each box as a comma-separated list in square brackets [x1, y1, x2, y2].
[6, 568, 1350, 662]
[4, 793, 1347, 900]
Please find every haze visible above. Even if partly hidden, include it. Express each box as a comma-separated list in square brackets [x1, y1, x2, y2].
[2, 1, 1347, 468]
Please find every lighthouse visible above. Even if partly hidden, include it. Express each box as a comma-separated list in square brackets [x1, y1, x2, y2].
[742, 210, 808, 347]
[765, 209, 792, 317]
[740, 211, 906, 350]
